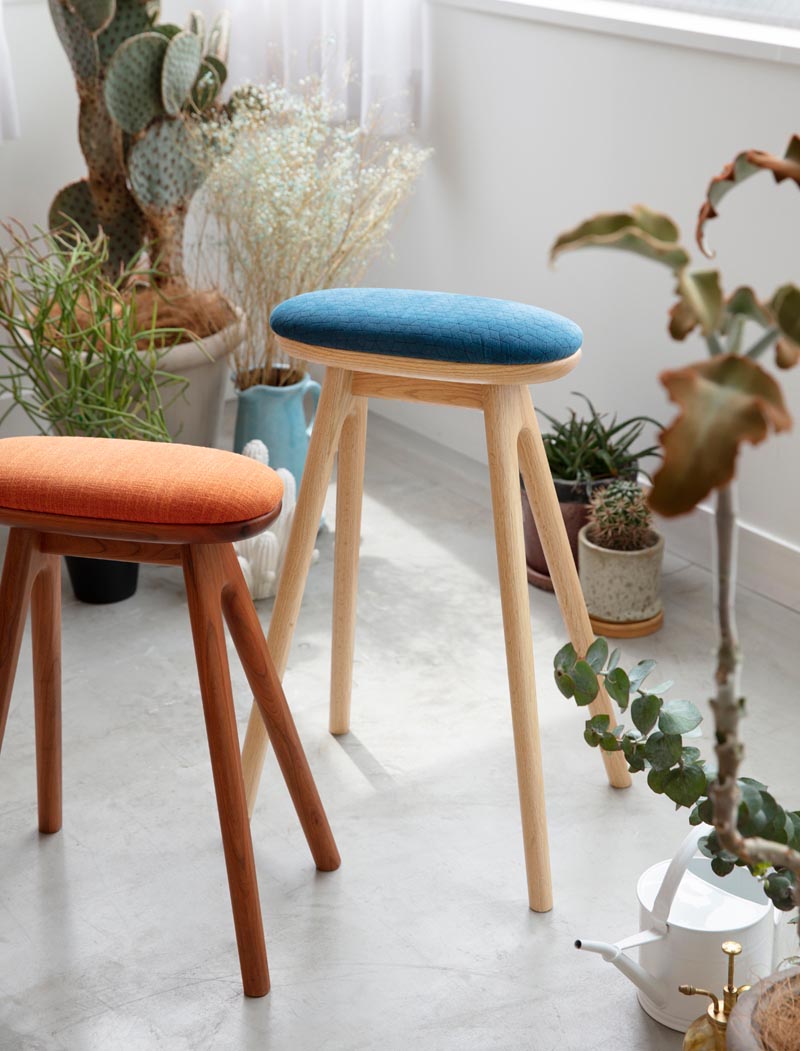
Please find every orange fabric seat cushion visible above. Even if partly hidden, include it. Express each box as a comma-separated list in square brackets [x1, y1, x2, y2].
[0, 436, 283, 526]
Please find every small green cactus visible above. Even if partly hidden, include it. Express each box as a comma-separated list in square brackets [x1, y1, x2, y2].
[48, 0, 229, 284]
[586, 480, 656, 552]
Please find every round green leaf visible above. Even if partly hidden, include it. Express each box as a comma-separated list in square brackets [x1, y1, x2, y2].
[572, 660, 600, 706]
[644, 731, 683, 771]
[604, 667, 630, 708]
[585, 637, 608, 672]
[631, 693, 661, 735]
[658, 699, 703, 735]
[663, 764, 707, 808]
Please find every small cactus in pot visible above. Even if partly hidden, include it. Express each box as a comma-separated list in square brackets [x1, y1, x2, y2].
[578, 479, 665, 637]
[586, 479, 658, 552]
[48, 0, 229, 284]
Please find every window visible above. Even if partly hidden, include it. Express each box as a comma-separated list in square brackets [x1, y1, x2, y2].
[614, 0, 800, 29]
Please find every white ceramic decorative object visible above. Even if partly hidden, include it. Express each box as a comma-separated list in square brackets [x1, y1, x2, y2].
[576, 826, 794, 1032]
[234, 439, 318, 600]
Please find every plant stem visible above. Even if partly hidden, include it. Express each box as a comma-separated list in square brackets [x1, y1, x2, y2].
[709, 483, 800, 907]
[745, 325, 779, 360]
[706, 333, 724, 357]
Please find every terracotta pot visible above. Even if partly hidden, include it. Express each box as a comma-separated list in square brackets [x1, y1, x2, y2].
[728, 967, 800, 1051]
[521, 476, 619, 591]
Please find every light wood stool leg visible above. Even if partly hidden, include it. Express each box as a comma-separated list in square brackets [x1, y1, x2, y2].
[0, 529, 40, 753]
[219, 546, 340, 873]
[330, 397, 368, 735]
[517, 389, 632, 791]
[183, 543, 269, 998]
[241, 367, 355, 816]
[31, 554, 62, 834]
[483, 386, 552, 913]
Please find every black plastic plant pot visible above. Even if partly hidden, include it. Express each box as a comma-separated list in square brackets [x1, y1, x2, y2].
[65, 556, 139, 605]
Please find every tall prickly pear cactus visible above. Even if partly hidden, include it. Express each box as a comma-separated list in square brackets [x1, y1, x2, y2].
[49, 0, 229, 284]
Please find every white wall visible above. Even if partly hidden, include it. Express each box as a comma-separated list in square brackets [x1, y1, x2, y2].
[2, 0, 799, 597]
[365, 0, 800, 597]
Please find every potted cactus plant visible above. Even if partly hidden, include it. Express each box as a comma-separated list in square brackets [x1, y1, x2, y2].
[521, 394, 659, 590]
[577, 479, 664, 637]
[47, 0, 243, 448]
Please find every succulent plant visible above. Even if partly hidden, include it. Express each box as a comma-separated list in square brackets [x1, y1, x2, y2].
[586, 480, 656, 552]
[48, 0, 228, 282]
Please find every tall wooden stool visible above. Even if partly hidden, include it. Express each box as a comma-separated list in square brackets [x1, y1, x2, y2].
[240, 289, 631, 914]
[0, 436, 340, 997]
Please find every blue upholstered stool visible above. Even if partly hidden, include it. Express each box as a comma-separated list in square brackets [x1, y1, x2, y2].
[241, 288, 631, 913]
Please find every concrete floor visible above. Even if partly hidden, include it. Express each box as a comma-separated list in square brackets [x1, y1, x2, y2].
[1, 412, 798, 1051]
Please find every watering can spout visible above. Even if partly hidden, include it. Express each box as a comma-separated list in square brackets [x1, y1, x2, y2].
[575, 939, 666, 1008]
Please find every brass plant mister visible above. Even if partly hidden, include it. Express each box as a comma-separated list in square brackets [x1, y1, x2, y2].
[680, 941, 751, 1051]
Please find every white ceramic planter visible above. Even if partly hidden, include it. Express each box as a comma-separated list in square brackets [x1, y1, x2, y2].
[578, 524, 664, 625]
[161, 312, 245, 447]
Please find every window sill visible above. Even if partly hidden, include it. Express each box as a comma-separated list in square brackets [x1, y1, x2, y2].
[430, 0, 800, 65]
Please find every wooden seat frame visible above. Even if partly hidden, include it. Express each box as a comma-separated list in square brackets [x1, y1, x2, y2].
[239, 340, 631, 915]
[0, 508, 340, 997]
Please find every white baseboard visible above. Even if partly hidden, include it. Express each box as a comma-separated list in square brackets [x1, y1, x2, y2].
[655, 504, 800, 614]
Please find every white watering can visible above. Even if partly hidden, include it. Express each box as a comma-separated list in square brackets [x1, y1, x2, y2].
[576, 826, 792, 1032]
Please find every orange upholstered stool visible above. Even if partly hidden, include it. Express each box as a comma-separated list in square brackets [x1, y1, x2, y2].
[0, 436, 340, 998]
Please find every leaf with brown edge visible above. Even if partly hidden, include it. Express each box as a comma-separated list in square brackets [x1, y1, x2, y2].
[550, 205, 690, 270]
[697, 135, 800, 257]
[668, 297, 697, 340]
[650, 356, 792, 517]
[770, 284, 800, 369]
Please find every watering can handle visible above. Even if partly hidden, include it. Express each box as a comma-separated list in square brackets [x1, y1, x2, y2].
[650, 824, 707, 928]
[303, 376, 321, 439]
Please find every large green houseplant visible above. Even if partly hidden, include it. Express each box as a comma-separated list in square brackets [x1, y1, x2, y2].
[47, 0, 241, 446]
[550, 130, 800, 1048]
[0, 225, 186, 602]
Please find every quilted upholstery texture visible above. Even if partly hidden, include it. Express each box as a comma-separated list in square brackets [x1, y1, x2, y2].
[270, 289, 583, 366]
[0, 436, 283, 525]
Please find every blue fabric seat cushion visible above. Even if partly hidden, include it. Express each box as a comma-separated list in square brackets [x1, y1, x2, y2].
[270, 288, 582, 366]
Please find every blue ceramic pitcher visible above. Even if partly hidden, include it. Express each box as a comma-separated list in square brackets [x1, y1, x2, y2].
[233, 372, 321, 486]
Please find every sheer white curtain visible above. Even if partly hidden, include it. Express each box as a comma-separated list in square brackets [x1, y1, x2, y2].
[0, 0, 19, 140]
[221, 0, 423, 131]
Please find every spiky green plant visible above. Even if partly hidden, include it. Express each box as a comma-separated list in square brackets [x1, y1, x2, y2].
[0, 224, 187, 440]
[48, 0, 229, 282]
[586, 480, 656, 552]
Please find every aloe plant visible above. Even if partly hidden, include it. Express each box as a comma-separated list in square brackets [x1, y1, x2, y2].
[48, 0, 229, 282]
[551, 145, 800, 917]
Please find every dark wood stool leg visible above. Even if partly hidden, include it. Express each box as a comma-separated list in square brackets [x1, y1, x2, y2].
[31, 554, 62, 833]
[219, 545, 340, 873]
[330, 397, 368, 735]
[182, 543, 269, 998]
[241, 366, 356, 814]
[0, 529, 40, 753]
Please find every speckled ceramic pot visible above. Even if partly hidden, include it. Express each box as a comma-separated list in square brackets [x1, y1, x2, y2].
[578, 525, 664, 624]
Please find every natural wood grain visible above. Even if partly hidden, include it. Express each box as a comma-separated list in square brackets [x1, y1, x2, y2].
[31, 554, 62, 834]
[484, 386, 553, 913]
[589, 610, 664, 639]
[517, 392, 632, 790]
[351, 372, 486, 409]
[0, 529, 40, 754]
[40, 534, 183, 565]
[278, 336, 582, 386]
[241, 368, 355, 816]
[182, 543, 270, 997]
[330, 398, 368, 734]
[0, 505, 282, 545]
[220, 546, 340, 872]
